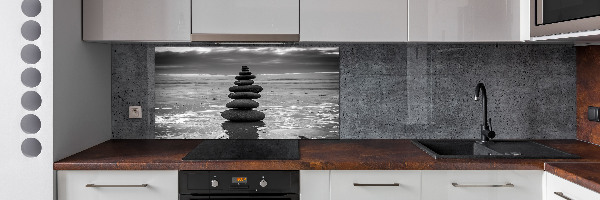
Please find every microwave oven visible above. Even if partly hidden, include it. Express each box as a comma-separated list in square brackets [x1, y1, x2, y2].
[531, 0, 600, 38]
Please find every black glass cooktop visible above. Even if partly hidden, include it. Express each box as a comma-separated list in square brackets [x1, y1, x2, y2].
[182, 140, 300, 160]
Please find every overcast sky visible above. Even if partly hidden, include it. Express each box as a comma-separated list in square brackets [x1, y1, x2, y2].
[155, 47, 339, 75]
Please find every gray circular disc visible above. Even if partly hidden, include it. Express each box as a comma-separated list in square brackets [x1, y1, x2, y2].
[21, 0, 41, 17]
[21, 20, 41, 41]
[21, 114, 41, 134]
[21, 91, 42, 111]
[21, 44, 41, 64]
[21, 68, 41, 88]
[21, 138, 42, 157]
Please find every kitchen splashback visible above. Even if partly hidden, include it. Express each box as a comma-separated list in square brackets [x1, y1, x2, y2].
[112, 43, 576, 139]
[154, 47, 340, 139]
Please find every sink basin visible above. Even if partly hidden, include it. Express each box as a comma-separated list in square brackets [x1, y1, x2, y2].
[412, 140, 579, 159]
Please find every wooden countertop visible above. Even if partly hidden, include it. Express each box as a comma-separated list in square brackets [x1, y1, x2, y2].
[54, 139, 600, 171]
[54, 139, 600, 194]
[545, 162, 600, 194]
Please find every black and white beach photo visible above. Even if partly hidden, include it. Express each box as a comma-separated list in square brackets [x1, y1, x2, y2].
[154, 47, 340, 139]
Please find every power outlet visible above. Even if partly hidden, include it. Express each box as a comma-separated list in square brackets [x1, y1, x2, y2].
[129, 106, 142, 119]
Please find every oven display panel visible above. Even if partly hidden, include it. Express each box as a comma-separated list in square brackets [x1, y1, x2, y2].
[232, 177, 247, 184]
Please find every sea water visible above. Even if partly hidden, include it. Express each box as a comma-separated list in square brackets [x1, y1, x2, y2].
[154, 72, 340, 139]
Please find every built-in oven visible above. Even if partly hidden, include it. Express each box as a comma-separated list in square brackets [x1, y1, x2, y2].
[531, 0, 600, 37]
[179, 171, 299, 200]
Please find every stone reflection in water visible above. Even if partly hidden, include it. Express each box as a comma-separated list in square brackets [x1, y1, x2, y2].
[221, 121, 265, 139]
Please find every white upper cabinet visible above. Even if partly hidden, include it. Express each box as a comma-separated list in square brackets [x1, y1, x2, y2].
[300, 0, 408, 42]
[81, 0, 531, 42]
[191, 0, 300, 41]
[83, 0, 191, 41]
[409, 0, 530, 42]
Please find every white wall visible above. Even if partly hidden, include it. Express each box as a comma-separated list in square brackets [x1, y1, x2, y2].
[53, 0, 112, 162]
[0, 0, 111, 199]
[0, 0, 54, 199]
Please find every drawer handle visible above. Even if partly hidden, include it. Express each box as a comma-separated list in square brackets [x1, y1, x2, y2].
[353, 183, 400, 186]
[554, 192, 573, 200]
[86, 184, 149, 188]
[451, 183, 514, 188]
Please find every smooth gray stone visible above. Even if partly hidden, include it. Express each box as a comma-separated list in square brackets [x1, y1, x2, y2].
[228, 92, 261, 99]
[229, 85, 263, 93]
[226, 99, 259, 109]
[235, 75, 256, 80]
[234, 80, 254, 86]
[221, 110, 265, 122]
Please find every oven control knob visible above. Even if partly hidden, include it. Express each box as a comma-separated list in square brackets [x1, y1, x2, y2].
[211, 180, 219, 188]
[260, 179, 268, 187]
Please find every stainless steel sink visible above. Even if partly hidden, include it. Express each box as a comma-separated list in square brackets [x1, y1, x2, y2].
[412, 140, 579, 159]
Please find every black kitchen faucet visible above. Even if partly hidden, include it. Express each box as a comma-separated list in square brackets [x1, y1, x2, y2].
[474, 83, 495, 143]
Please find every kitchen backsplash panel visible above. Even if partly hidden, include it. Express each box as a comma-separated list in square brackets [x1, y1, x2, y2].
[112, 43, 576, 139]
[154, 47, 340, 139]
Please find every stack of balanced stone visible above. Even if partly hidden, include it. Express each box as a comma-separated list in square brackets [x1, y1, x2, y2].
[221, 66, 265, 122]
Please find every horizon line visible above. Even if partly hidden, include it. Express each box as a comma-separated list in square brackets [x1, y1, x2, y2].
[156, 72, 340, 76]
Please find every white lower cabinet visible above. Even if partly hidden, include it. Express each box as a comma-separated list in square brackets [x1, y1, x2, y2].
[300, 170, 330, 200]
[57, 170, 178, 200]
[330, 170, 421, 200]
[545, 172, 600, 200]
[421, 170, 543, 200]
[56, 169, 600, 200]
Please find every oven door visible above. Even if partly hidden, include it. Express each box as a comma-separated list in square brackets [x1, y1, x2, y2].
[180, 194, 299, 200]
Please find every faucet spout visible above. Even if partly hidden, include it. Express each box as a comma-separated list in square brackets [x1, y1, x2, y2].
[474, 83, 488, 130]
[474, 83, 495, 142]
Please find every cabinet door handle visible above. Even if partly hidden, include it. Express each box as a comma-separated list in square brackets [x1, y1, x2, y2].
[353, 183, 400, 186]
[554, 192, 573, 200]
[86, 184, 149, 188]
[451, 183, 514, 187]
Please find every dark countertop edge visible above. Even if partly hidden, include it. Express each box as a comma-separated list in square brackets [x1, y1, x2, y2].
[53, 163, 544, 171]
[53, 139, 590, 171]
[49, 139, 586, 172]
[545, 162, 600, 194]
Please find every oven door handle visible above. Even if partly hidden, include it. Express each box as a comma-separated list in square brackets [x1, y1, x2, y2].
[210, 196, 296, 199]
[179, 194, 210, 200]
[180, 195, 298, 200]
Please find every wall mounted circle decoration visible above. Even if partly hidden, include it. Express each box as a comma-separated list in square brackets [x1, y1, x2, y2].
[21, 44, 41, 64]
[21, 138, 42, 157]
[21, 0, 41, 17]
[20, 114, 41, 134]
[21, 20, 41, 41]
[21, 68, 41, 88]
[21, 91, 42, 111]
